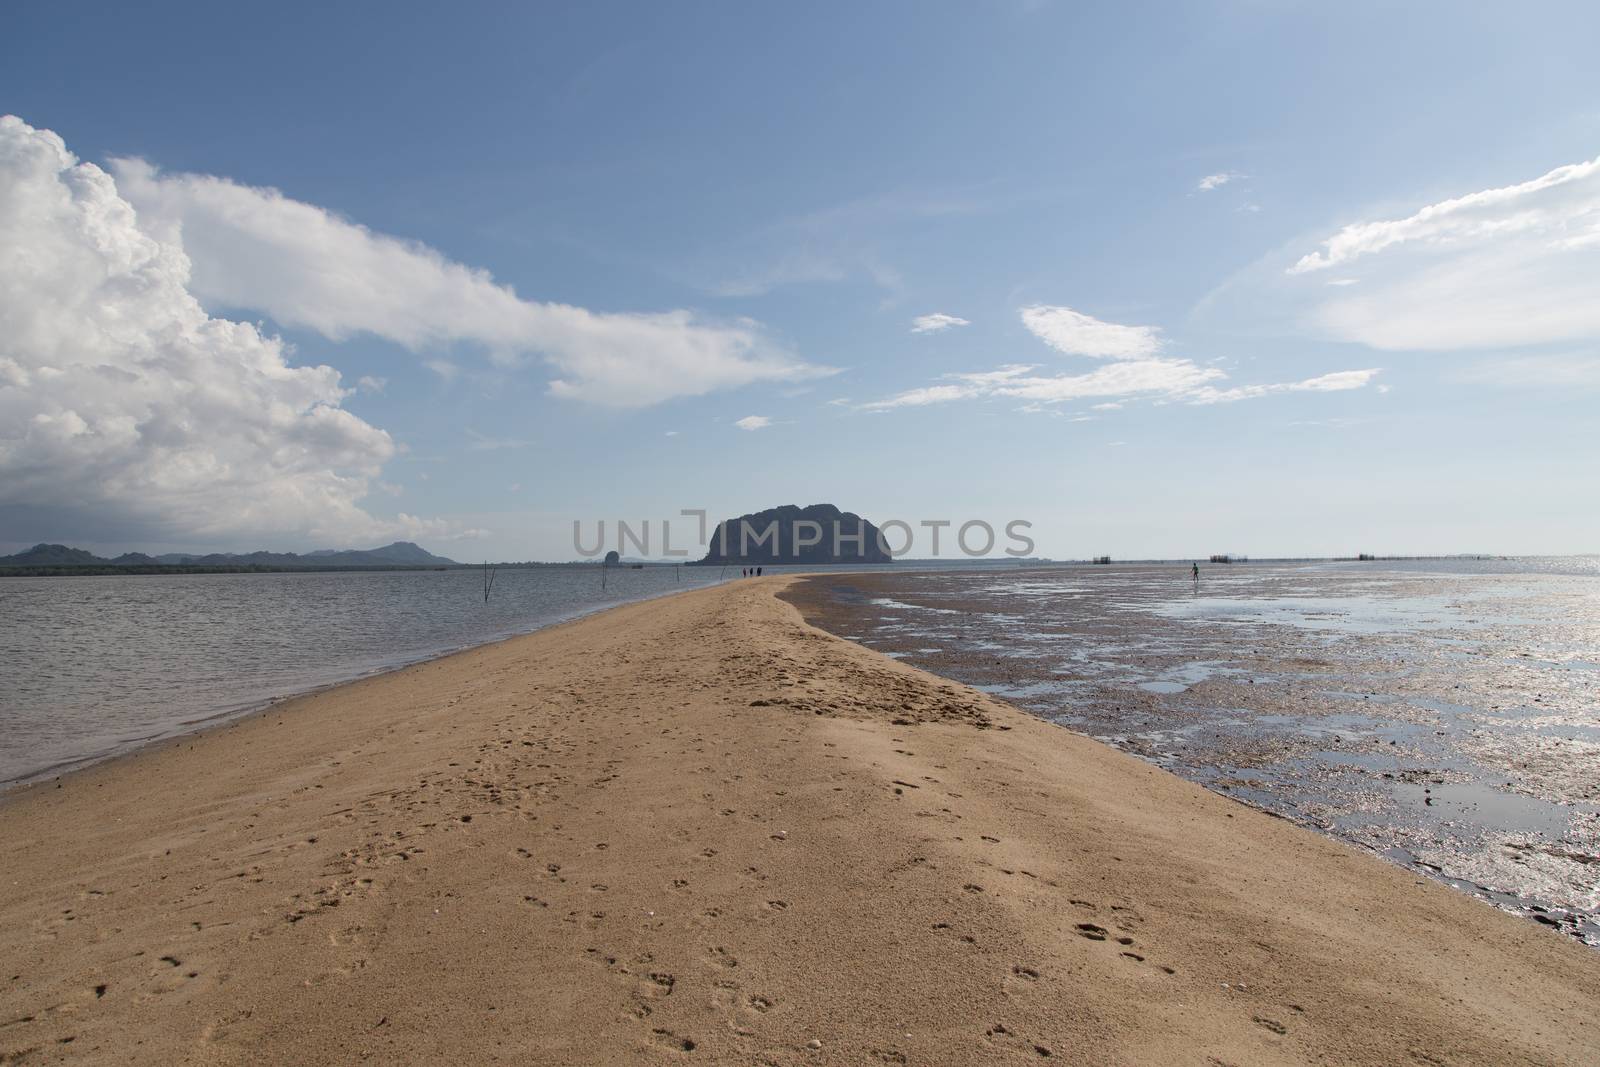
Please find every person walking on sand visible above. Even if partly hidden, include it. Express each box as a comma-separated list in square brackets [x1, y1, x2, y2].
[1192, 561, 1199, 591]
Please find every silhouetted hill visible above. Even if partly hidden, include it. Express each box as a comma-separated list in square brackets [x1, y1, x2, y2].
[695, 504, 893, 565]
[0, 543, 106, 566]
[0, 541, 459, 569]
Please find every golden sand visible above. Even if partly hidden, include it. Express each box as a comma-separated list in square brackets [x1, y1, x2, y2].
[3, 577, 1597, 1064]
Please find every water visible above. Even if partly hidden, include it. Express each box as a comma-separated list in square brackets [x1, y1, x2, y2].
[786, 560, 1600, 947]
[0, 565, 730, 785]
[0, 557, 1041, 787]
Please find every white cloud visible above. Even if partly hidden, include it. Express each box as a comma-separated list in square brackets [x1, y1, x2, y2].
[0, 115, 451, 546]
[1285, 155, 1600, 352]
[356, 375, 387, 393]
[1290, 156, 1600, 274]
[111, 156, 833, 407]
[1198, 171, 1243, 192]
[861, 358, 1379, 413]
[1184, 368, 1381, 405]
[861, 383, 974, 410]
[733, 415, 770, 430]
[862, 361, 1227, 410]
[911, 312, 971, 334]
[865, 303, 1379, 411]
[1020, 305, 1164, 359]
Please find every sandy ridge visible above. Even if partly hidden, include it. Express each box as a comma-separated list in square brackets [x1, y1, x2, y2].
[1, 576, 1597, 1065]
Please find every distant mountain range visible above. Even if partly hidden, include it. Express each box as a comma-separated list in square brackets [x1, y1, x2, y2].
[0, 541, 459, 569]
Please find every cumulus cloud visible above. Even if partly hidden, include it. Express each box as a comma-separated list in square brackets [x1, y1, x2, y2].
[1020, 305, 1163, 359]
[111, 158, 832, 407]
[910, 312, 970, 334]
[733, 415, 770, 431]
[0, 115, 454, 546]
[1285, 155, 1600, 351]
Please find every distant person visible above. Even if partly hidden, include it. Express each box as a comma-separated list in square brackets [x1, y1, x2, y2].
[757, 566, 763, 577]
[1192, 562, 1199, 590]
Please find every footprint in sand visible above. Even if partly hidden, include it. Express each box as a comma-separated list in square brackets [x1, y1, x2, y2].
[649, 1028, 697, 1052]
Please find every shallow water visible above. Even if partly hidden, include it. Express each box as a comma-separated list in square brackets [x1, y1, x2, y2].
[789, 560, 1600, 947]
[0, 566, 728, 785]
[0, 558, 1026, 787]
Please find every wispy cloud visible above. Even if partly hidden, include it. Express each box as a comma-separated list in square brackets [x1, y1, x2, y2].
[110, 155, 833, 407]
[1020, 305, 1163, 359]
[1453, 354, 1600, 389]
[733, 415, 771, 431]
[701, 185, 999, 300]
[1184, 368, 1381, 404]
[425, 359, 461, 382]
[1290, 156, 1600, 275]
[1281, 155, 1600, 352]
[863, 363, 1378, 411]
[1198, 171, 1244, 192]
[864, 306, 1379, 412]
[465, 429, 533, 451]
[911, 312, 971, 334]
[862, 361, 1217, 410]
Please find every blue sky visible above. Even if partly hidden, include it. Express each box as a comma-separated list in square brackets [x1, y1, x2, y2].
[3, 1, 1598, 560]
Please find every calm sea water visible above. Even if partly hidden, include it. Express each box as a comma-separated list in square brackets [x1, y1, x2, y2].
[0, 565, 733, 785]
[0, 559, 1020, 786]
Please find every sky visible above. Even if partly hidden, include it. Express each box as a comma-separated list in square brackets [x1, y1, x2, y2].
[3, 1, 1598, 561]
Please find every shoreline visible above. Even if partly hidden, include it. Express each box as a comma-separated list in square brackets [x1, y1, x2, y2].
[778, 568, 1600, 948]
[3, 577, 1597, 1064]
[0, 576, 716, 794]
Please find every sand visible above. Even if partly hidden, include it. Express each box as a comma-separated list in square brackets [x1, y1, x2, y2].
[2, 576, 1597, 1065]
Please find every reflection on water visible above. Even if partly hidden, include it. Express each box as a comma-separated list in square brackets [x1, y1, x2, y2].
[793, 559, 1600, 947]
[0, 566, 725, 784]
[0, 558, 1036, 788]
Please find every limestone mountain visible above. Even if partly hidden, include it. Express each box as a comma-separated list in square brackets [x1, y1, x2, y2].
[695, 504, 894, 565]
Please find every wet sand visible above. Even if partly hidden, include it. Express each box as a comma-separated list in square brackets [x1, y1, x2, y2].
[2, 576, 1598, 1064]
[779, 566, 1600, 946]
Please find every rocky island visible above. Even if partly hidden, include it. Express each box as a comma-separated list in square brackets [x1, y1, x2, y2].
[695, 503, 894, 565]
